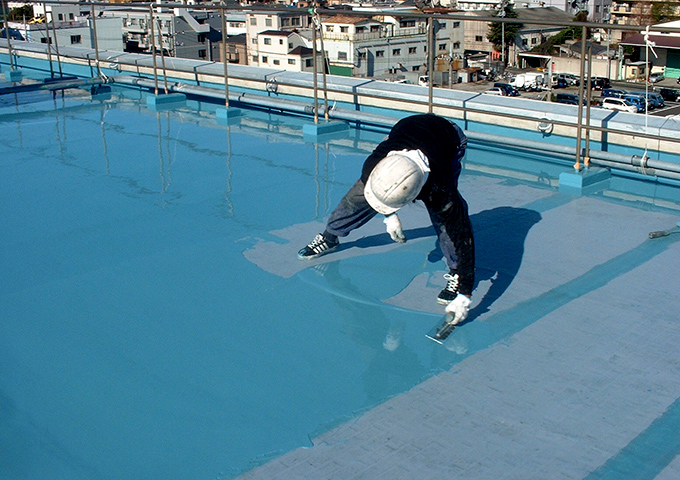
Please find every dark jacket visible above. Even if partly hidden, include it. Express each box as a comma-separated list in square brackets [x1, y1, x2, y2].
[360, 114, 475, 296]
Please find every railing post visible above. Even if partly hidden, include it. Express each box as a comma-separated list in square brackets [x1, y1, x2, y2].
[427, 15, 434, 113]
[220, 2, 229, 107]
[90, 2, 102, 77]
[1, 0, 16, 71]
[149, 4, 159, 95]
[574, 25, 587, 171]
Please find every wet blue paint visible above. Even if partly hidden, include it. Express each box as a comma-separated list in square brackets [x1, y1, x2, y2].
[2, 86, 680, 480]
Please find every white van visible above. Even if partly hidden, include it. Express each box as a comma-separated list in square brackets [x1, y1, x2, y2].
[602, 97, 637, 113]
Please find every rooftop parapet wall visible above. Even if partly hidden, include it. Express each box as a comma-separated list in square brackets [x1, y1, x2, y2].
[2, 39, 680, 166]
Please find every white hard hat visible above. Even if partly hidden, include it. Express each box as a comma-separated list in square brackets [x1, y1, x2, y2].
[364, 149, 430, 215]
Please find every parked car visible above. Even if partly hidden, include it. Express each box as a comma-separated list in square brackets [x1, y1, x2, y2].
[658, 88, 680, 102]
[591, 77, 611, 90]
[630, 91, 665, 109]
[555, 93, 583, 105]
[622, 94, 646, 112]
[601, 97, 637, 113]
[557, 73, 580, 86]
[494, 82, 520, 96]
[484, 87, 505, 95]
[601, 88, 628, 99]
[551, 77, 568, 88]
[649, 72, 665, 83]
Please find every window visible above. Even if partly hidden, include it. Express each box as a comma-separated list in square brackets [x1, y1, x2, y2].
[58, 13, 63, 21]
[291, 17, 300, 26]
[265, 18, 272, 27]
[279, 39, 283, 45]
[262, 56, 268, 63]
[412, 65, 420, 71]
[522, 39, 528, 46]
[326, 25, 334, 32]
[392, 48, 400, 56]
[370, 26, 380, 32]
[338, 51, 347, 60]
[438, 43, 447, 51]
[453, 21, 460, 28]
[438, 21, 446, 29]
[70, 35, 81, 44]
[250, 18, 256, 26]
[475, 35, 483, 42]
[400, 20, 416, 28]
[340, 26, 348, 33]
[252, 55, 258, 62]
[273, 59, 280, 65]
[376, 50, 384, 57]
[198, 49, 206, 58]
[198, 33, 206, 44]
[282, 18, 290, 27]
[453, 42, 460, 49]
[531, 37, 538, 45]
[305, 58, 313, 67]
[251, 38, 257, 45]
[409, 47, 417, 54]
[356, 26, 366, 33]
[69, 13, 74, 20]
[288, 58, 296, 65]
[358, 51, 367, 59]
[264, 38, 271, 45]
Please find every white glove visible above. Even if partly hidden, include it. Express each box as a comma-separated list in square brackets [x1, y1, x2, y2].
[445, 295, 471, 325]
[384, 213, 406, 243]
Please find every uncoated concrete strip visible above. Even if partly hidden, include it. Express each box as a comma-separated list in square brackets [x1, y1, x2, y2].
[238, 242, 680, 479]
[237, 194, 680, 479]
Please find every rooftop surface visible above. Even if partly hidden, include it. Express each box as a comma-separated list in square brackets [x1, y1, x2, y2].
[1, 80, 680, 480]
[240, 167, 680, 479]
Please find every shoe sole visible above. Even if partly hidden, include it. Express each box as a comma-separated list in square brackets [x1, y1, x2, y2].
[297, 245, 338, 260]
[436, 298, 452, 305]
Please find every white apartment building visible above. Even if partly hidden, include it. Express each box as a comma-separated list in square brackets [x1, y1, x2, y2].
[255, 30, 314, 71]
[245, 10, 313, 67]
[320, 14, 463, 79]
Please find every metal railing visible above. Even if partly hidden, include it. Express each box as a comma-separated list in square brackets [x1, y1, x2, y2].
[3, 0, 680, 175]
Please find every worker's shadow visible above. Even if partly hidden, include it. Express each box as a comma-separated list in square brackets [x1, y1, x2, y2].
[340, 206, 542, 323]
[452, 206, 542, 324]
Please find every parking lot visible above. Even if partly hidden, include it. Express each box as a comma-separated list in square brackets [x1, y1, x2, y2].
[448, 73, 680, 116]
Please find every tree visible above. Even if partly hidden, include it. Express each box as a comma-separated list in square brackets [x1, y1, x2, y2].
[487, 3, 523, 66]
[651, 1, 680, 23]
[529, 12, 589, 55]
[7, 5, 34, 22]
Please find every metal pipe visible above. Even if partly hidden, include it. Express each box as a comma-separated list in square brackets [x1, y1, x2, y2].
[149, 4, 159, 95]
[90, 2, 102, 77]
[584, 44, 592, 167]
[220, 2, 229, 107]
[0, 76, 108, 95]
[156, 17, 168, 94]
[312, 8, 318, 124]
[1, 0, 15, 72]
[42, 2, 54, 78]
[574, 25, 587, 170]
[48, 9, 63, 77]
[427, 16, 434, 113]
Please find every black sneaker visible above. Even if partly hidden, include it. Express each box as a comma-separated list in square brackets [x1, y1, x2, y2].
[437, 272, 459, 305]
[298, 233, 339, 260]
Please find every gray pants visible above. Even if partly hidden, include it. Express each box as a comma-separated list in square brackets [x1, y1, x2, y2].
[325, 179, 461, 273]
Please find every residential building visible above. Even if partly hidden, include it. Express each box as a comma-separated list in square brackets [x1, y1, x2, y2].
[245, 10, 313, 67]
[107, 7, 223, 61]
[320, 13, 462, 80]
[608, 0, 680, 26]
[619, 19, 680, 79]
[254, 30, 314, 71]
